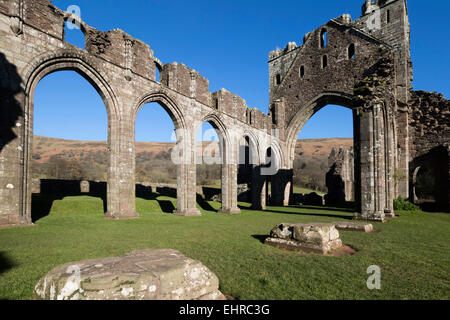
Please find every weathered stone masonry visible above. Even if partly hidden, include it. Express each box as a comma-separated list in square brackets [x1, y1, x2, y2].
[0, 0, 448, 228]
[267, 0, 449, 219]
[0, 0, 278, 226]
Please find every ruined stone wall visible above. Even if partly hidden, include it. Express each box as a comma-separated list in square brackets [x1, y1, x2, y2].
[408, 91, 450, 160]
[355, 0, 412, 104]
[0, 0, 279, 226]
[326, 146, 355, 204]
[266, 0, 411, 220]
[408, 91, 449, 211]
[269, 19, 386, 127]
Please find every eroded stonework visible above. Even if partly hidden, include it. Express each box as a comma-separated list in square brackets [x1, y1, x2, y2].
[326, 146, 355, 205]
[34, 249, 225, 300]
[265, 222, 343, 254]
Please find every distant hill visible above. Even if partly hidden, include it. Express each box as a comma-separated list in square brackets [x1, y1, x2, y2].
[32, 135, 353, 162]
[295, 138, 353, 157]
[32, 135, 353, 191]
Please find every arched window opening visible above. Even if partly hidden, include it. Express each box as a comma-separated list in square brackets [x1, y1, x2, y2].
[196, 122, 223, 209]
[322, 55, 328, 68]
[155, 63, 161, 83]
[413, 146, 449, 211]
[32, 70, 108, 222]
[293, 105, 354, 208]
[215, 98, 219, 110]
[237, 136, 256, 204]
[274, 74, 281, 86]
[135, 101, 178, 213]
[266, 147, 272, 167]
[64, 20, 85, 50]
[300, 66, 305, 78]
[320, 29, 328, 48]
[348, 43, 356, 59]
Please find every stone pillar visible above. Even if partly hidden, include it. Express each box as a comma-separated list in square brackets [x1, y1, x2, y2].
[395, 109, 409, 199]
[384, 112, 395, 216]
[174, 128, 201, 216]
[354, 105, 386, 222]
[0, 90, 31, 227]
[106, 116, 138, 219]
[271, 169, 292, 206]
[219, 139, 240, 214]
[218, 164, 240, 214]
[251, 166, 266, 210]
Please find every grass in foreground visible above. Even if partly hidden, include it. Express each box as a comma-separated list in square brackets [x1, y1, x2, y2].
[0, 193, 449, 300]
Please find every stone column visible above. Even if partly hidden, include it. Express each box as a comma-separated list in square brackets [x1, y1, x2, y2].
[218, 164, 239, 214]
[384, 111, 395, 216]
[219, 140, 240, 214]
[0, 90, 31, 227]
[106, 116, 138, 219]
[395, 109, 409, 199]
[251, 166, 266, 210]
[354, 105, 386, 222]
[271, 169, 293, 206]
[173, 128, 201, 216]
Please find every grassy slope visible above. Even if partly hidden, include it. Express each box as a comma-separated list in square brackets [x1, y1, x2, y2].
[0, 194, 449, 300]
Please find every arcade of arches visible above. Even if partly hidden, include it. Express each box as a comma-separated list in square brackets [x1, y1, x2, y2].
[0, 0, 449, 228]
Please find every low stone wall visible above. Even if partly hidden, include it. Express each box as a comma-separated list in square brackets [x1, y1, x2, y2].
[32, 179, 106, 195]
[291, 192, 325, 206]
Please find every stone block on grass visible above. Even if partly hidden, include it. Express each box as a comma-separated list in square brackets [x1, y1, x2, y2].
[266, 222, 343, 254]
[34, 249, 225, 300]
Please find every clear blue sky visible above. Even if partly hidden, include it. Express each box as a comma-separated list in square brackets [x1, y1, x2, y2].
[34, 0, 450, 142]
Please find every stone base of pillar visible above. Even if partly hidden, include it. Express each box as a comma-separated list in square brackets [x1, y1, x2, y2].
[0, 221, 34, 230]
[105, 211, 140, 220]
[173, 209, 202, 217]
[353, 212, 386, 223]
[218, 208, 241, 215]
[0, 214, 33, 229]
[384, 210, 396, 218]
[251, 204, 266, 211]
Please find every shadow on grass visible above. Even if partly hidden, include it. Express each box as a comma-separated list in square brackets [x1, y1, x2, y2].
[239, 203, 354, 220]
[252, 235, 269, 244]
[137, 184, 219, 213]
[196, 194, 217, 212]
[0, 252, 16, 276]
[418, 202, 450, 213]
[263, 208, 353, 220]
[156, 200, 176, 214]
[31, 192, 107, 223]
[291, 205, 354, 213]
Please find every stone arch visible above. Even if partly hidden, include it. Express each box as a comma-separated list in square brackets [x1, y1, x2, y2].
[411, 165, 422, 203]
[267, 139, 283, 171]
[61, 11, 90, 50]
[409, 145, 449, 210]
[133, 91, 186, 136]
[197, 114, 230, 164]
[242, 130, 261, 166]
[196, 114, 240, 214]
[285, 92, 354, 165]
[62, 10, 90, 37]
[22, 49, 120, 219]
[133, 91, 190, 215]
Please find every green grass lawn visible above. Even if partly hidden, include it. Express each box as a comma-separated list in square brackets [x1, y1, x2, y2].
[0, 193, 449, 300]
[292, 186, 326, 195]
